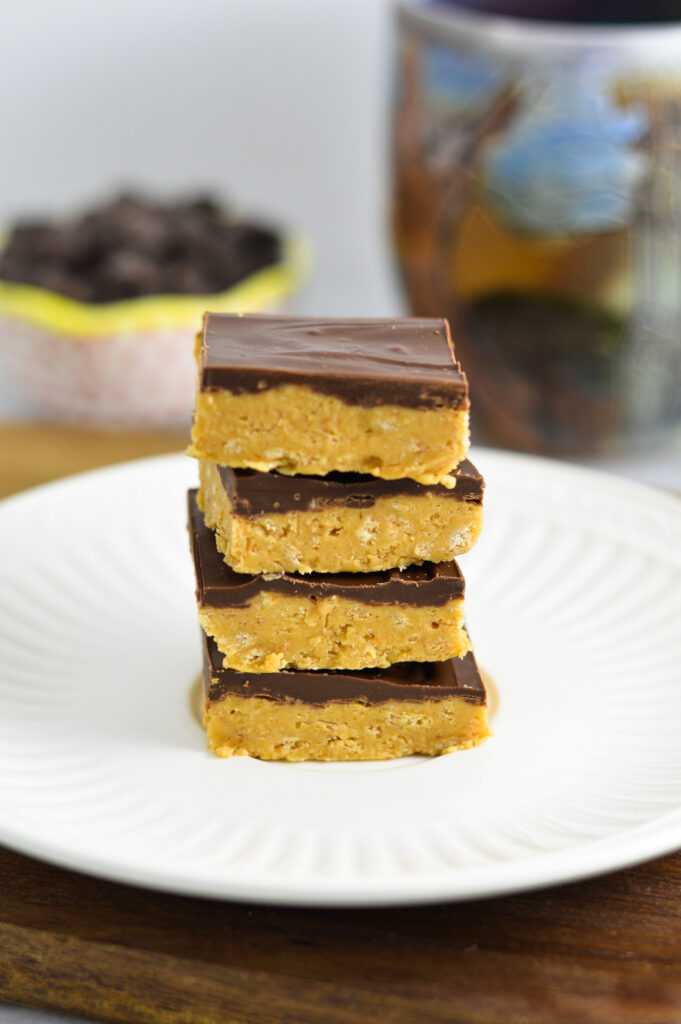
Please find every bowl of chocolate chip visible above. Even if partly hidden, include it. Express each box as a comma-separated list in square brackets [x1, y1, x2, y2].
[0, 193, 305, 427]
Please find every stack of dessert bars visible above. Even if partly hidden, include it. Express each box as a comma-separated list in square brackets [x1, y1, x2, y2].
[187, 313, 489, 761]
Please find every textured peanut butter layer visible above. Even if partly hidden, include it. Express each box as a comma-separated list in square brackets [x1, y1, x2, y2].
[188, 314, 469, 485]
[189, 492, 470, 671]
[198, 459, 483, 574]
[201, 632, 489, 761]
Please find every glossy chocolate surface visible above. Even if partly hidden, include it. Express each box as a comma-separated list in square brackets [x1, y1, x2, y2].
[202, 631, 486, 707]
[199, 314, 468, 409]
[189, 491, 465, 608]
[216, 459, 483, 517]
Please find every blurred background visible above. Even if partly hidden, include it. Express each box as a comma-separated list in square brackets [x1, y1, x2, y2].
[0, 0, 395, 316]
[1, 0, 681, 488]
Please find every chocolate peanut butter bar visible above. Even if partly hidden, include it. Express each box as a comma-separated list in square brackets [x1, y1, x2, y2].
[189, 491, 470, 672]
[201, 631, 489, 761]
[198, 459, 483, 574]
[188, 314, 469, 486]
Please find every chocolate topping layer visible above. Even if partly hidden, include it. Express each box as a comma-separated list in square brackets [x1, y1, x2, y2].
[199, 314, 468, 410]
[202, 631, 485, 707]
[189, 491, 465, 608]
[216, 459, 484, 517]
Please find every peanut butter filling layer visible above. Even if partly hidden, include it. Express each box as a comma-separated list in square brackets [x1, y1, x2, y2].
[199, 592, 470, 672]
[204, 694, 489, 761]
[189, 385, 469, 486]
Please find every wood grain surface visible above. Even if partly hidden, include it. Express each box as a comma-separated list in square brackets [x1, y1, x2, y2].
[1, 421, 681, 1024]
[4, 844, 681, 1024]
[0, 421, 186, 499]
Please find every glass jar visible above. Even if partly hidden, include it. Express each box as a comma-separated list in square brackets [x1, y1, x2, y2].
[393, 1, 681, 456]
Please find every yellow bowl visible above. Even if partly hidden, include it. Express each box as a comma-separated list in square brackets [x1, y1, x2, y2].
[0, 236, 308, 428]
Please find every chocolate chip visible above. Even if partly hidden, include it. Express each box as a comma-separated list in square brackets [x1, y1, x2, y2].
[0, 192, 282, 303]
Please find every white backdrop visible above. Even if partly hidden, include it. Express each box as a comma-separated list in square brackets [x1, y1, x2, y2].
[0, 0, 399, 317]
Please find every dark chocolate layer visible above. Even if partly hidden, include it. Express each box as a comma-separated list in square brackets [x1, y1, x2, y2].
[189, 491, 465, 608]
[202, 631, 485, 707]
[199, 314, 468, 410]
[216, 459, 483, 517]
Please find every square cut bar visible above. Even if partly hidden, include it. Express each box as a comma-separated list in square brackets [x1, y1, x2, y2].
[201, 631, 489, 761]
[188, 314, 469, 486]
[198, 458, 483, 575]
[189, 491, 470, 672]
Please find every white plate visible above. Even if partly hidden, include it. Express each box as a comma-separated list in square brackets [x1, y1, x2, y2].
[1, 449, 681, 907]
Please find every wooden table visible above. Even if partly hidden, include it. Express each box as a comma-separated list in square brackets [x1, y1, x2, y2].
[2, 422, 681, 1024]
